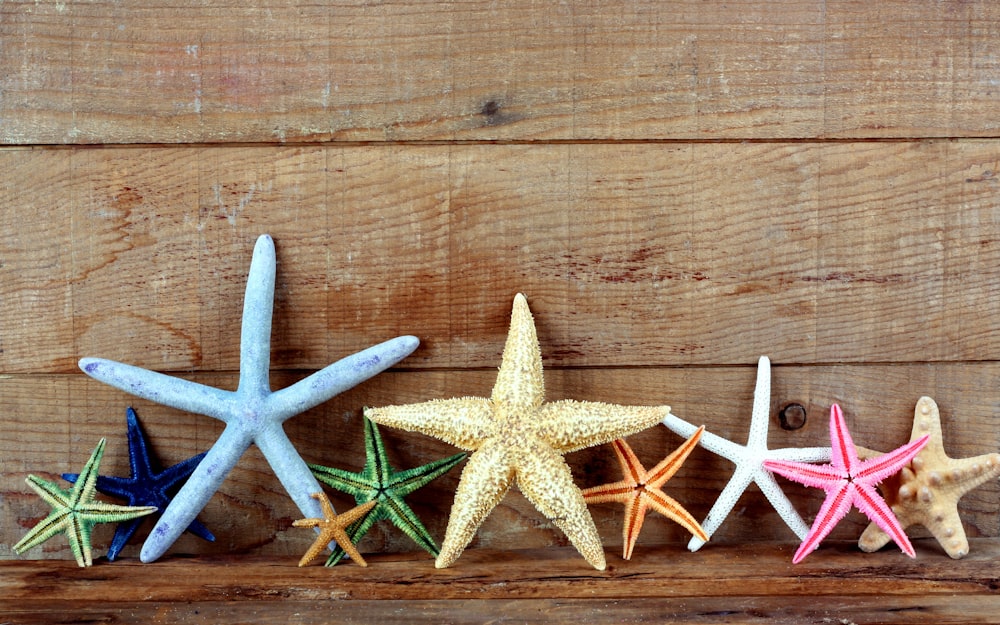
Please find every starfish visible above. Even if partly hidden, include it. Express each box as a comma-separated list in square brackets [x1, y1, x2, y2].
[858, 396, 1000, 559]
[293, 492, 378, 567]
[14, 439, 157, 567]
[662, 356, 831, 551]
[79, 234, 419, 562]
[581, 428, 707, 560]
[308, 417, 466, 566]
[62, 407, 214, 560]
[366, 293, 668, 570]
[764, 403, 929, 563]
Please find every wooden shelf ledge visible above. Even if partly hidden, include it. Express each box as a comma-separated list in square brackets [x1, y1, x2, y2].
[2, 539, 998, 624]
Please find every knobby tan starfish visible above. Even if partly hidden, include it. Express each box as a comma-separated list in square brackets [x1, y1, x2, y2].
[292, 493, 378, 567]
[582, 428, 708, 560]
[365, 293, 669, 570]
[858, 396, 1000, 559]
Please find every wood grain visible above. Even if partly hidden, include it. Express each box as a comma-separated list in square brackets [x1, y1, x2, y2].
[1, 542, 998, 624]
[2, 1, 1000, 143]
[2, 365, 997, 560]
[3, 141, 1000, 374]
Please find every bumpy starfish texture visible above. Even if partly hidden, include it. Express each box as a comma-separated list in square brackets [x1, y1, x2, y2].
[63, 407, 214, 560]
[79, 234, 419, 562]
[764, 404, 928, 563]
[309, 417, 466, 566]
[293, 492, 378, 567]
[581, 429, 707, 560]
[858, 397, 1000, 559]
[662, 356, 831, 551]
[366, 293, 668, 570]
[14, 439, 157, 567]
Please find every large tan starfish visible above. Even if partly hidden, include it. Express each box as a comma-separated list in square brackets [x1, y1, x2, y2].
[858, 396, 1000, 559]
[293, 493, 377, 567]
[365, 294, 668, 570]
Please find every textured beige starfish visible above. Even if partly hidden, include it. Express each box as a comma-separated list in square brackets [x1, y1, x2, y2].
[365, 293, 668, 570]
[858, 396, 1000, 559]
[292, 493, 377, 567]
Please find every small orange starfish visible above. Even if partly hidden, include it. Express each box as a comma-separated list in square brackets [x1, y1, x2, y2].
[582, 428, 708, 560]
[293, 493, 377, 567]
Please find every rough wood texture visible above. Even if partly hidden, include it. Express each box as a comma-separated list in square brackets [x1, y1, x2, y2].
[2, 1, 1000, 143]
[2, 541, 998, 624]
[2, 1, 999, 622]
[2, 142, 999, 374]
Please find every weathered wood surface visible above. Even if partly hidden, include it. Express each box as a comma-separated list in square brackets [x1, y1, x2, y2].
[3, 141, 1000, 374]
[3, 1, 1000, 143]
[3, 366, 998, 560]
[1, 542, 998, 624]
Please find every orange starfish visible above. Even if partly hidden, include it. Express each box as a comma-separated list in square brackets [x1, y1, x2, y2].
[292, 493, 377, 567]
[859, 397, 1000, 559]
[582, 428, 708, 560]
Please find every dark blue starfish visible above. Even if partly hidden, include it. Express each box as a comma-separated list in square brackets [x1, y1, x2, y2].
[63, 407, 214, 560]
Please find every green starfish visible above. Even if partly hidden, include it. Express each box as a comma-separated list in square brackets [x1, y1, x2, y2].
[308, 417, 466, 566]
[14, 439, 157, 567]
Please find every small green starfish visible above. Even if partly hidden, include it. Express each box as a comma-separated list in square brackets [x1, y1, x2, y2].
[14, 439, 157, 567]
[309, 417, 466, 566]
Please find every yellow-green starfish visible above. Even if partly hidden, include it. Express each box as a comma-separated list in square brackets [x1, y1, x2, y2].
[582, 429, 707, 560]
[14, 439, 157, 567]
[292, 492, 378, 567]
[309, 417, 466, 566]
[858, 396, 1000, 559]
[366, 293, 668, 570]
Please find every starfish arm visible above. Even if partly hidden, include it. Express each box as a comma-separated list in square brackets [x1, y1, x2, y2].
[648, 427, 703, 488]
[389, 452, 467, 499]
[856, 435, 930, 483]
[255, 423, 329, 522]
[105, 518, 142, 561]
[13, 510, 70, 555]
[620, 494, 646, 560]
[366, 398, 494, 451]
[24, 475, 71, 511]
[436, 440, 515, 568]
[79, 358, 233, 422]
[268, 336, 420, 423]
[662, 414, 745, 461]
[67, 517, 92, 567]
[140, 424, 253, 562]
[745, 356, 773, 448]
[491, 293, 545, 410]
[854, 482, 915, 557]
[857, 519, 894, 554]
[687, 464, 755, 551]
[753, 469, 812, 540]
[237, 234, 276, 396]
[515, 439, 607, 570]
[69, 438, 106, 508]
[792, 484, 855, 564]
[942, 452, 1000, 493]
[155, 452, 208, 493]
[309, 463, 375, 499]
[768, 446, 833, 463]
[582, 480, 635, 504]
[829, 404, 859, 474]
[763, 459, 845, 489]
[380, 493, 442, 556]
[644, 490, 707, 543]
[324, 509, 382, 567]
[537, 400, 667, 454]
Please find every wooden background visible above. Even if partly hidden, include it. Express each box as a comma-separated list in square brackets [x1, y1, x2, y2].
[2, 0, 999, 580]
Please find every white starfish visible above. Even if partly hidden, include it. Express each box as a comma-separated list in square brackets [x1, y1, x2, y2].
[80, 235, 419, 562]
[662, 356, 830, 551]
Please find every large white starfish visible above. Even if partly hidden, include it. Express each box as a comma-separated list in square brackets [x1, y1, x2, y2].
[80, 235, 419, 562]
[662, 356, 830, 551]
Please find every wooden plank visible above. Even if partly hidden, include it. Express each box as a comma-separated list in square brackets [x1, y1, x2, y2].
[2, 142, 1000, 373]
[2, 365, 997, 559]
[8, 596, 1000, 625]
[1, 542, 998, 614]
[2, 1, 999, 143]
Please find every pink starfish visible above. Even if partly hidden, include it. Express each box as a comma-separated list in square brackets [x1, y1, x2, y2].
[764, 404, 928, 564]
